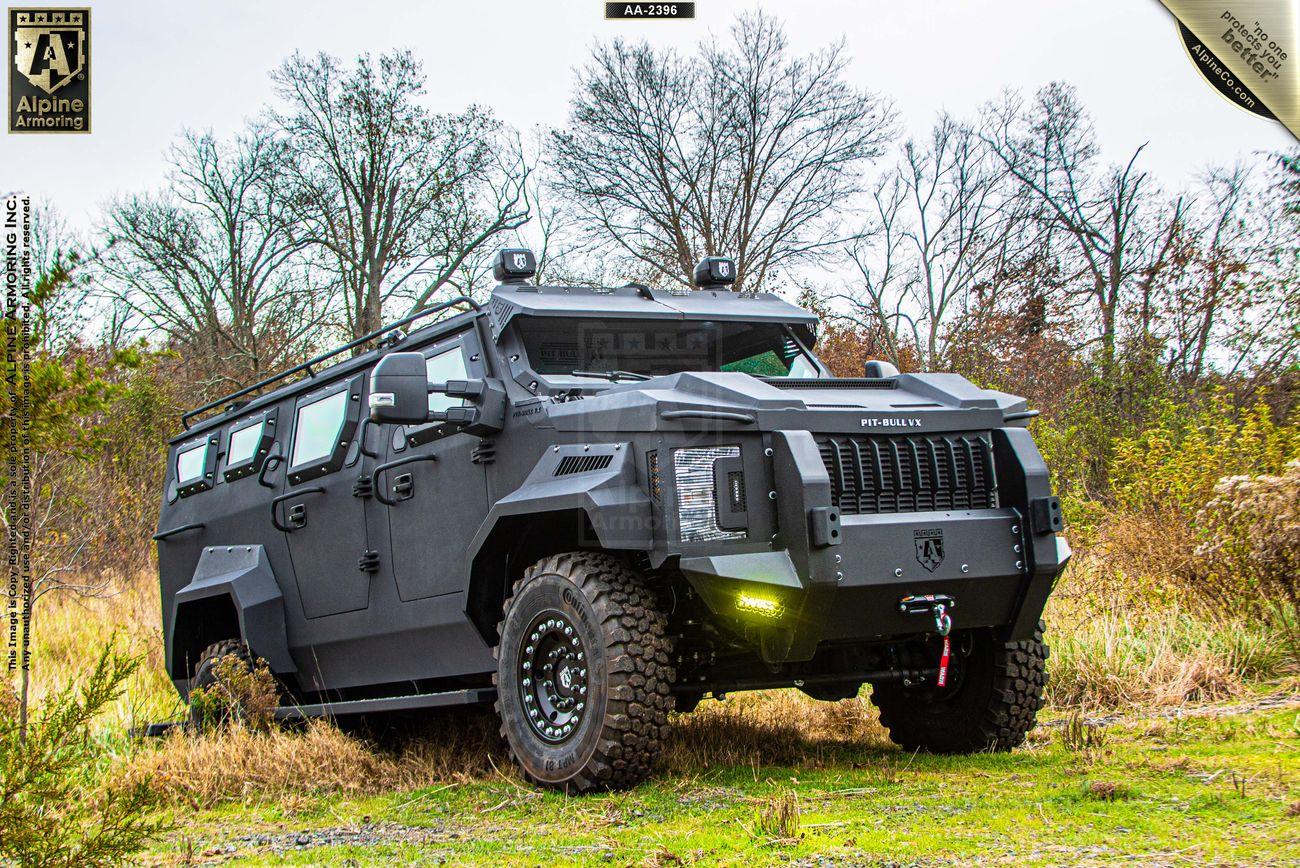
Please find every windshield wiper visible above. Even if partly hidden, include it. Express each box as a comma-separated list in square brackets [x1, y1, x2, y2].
[570, 369, 651, 382]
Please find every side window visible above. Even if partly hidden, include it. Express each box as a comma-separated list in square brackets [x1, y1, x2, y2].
[175, 431, 219, 497]
[292, 390, 349, 466]
[177, 441, 208, 483]
[227, 422, 263, 465]
[426, 346, 468, 413]
[287, 375, 363, 484]
[222, 408, 278, 482]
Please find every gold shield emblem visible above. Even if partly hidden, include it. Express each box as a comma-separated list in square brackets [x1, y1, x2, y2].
[13, 10, 85, 95]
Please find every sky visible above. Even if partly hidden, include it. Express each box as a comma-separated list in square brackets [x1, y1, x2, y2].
[1, 0, 1294, 237]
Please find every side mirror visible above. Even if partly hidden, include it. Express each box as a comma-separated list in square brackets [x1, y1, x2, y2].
[863, 359, 900, 378]
[368, 352, 429, 425]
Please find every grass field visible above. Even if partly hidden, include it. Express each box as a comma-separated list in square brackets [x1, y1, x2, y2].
[132, 695, 1299, 866]
[14, 567, 1300, 866]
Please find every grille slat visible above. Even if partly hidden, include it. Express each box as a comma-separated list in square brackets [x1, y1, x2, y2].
[817, 432, 998, 516]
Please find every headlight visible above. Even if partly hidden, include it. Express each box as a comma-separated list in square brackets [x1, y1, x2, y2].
[673, 446, 746, 542]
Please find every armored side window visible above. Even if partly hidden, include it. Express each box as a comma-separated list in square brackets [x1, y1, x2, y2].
[287, 375, 363, 484]
[228, 423, 262, 465]
[292, 391, 348, 466]
[223, 408, 278, 482]
[175, 432, 220, 497]
[177, 442, 207, 483]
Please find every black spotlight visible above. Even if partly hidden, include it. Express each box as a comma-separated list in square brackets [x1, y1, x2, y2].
[493, 248, 537, 283]
[693, 256, 736, 289]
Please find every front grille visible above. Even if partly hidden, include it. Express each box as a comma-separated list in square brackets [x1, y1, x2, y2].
[817, 432, 998, 515]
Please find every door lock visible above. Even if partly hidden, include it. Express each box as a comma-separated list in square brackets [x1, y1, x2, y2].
[393, 473, 414, 501]
[287, 503, 308, 528]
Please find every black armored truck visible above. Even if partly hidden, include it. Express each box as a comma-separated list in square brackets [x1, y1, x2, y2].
[156, 250, 1070, 792]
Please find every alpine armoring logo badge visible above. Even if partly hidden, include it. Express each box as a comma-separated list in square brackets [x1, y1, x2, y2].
[512, 252, 528, 270]
[8, 7, 90, 133]
[914, 528, 944, 572]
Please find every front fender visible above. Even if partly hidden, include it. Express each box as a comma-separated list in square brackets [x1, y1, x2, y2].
[464, 443, 654, 643]
[167, 544, 296, 682]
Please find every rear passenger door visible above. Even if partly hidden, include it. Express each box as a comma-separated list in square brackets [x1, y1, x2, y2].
[279, 375, 372, 618]
[380, 333, 490, 601]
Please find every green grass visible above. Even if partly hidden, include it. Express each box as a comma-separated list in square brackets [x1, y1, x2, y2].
[142, 703, 1300, 866]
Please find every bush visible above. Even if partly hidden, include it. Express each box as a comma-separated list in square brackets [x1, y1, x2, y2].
[1188, 460, 1300, 634]
[188, 653, 279, 732]
[1109, 399, 1300, 517]
[0, 644, 167, 866]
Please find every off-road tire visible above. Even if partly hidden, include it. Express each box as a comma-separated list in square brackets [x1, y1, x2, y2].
[494, 552, 675, 793]
[870, 621, 1048, 753]
[188, 639, 254, 730]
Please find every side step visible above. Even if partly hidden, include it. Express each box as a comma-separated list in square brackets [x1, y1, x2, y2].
[137, 687, 497, 736]
[273, 687, 497, 721]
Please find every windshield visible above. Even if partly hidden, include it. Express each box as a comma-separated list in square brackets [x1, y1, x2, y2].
[515, 317, 821, 384]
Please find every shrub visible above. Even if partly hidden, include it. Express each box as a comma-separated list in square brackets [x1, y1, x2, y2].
[0, 644, 167, 866]
[1188, 460, 1300, 635]
[188, 653, 279, 732]
[1109, 399, 1300, 517]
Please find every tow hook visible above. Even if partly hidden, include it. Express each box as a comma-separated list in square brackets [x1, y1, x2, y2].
[898, 594, 955, 687]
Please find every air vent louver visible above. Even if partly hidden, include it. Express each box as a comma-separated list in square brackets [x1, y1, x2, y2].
[555, 454, 614, 476]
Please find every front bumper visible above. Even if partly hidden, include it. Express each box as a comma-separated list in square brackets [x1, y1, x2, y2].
[678, 429, 1071, 664]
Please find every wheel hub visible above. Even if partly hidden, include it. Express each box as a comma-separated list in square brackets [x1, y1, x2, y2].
[519, 611, 589, 743]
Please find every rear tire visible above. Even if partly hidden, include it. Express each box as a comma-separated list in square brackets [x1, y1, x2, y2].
[871, 621, 1048, 753]
[494, 552, 675, 793]
[188, 639, 254, 730]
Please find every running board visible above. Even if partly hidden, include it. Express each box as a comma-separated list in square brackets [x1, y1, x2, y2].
[273, 686, 497, 720]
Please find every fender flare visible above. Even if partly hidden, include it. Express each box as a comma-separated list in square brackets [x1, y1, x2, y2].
[463, 444, 653, 643]
[167, 544, 296, 681]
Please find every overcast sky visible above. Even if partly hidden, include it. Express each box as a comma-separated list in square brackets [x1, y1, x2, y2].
[1, 0, 1293, 237]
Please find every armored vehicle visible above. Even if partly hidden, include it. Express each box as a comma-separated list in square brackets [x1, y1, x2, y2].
[156, 249, 1070, 792]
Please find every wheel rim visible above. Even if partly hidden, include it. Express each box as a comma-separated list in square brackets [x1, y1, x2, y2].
[518, 610, 590, 743]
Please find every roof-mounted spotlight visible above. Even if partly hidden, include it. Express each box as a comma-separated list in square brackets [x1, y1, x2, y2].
[693, 256, 736, 290]
[493, 248, 537, 284]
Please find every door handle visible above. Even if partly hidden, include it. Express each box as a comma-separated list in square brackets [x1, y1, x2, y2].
[393, 473, 414, 501]
[270, 486, 325, 532]
[258, 448, 284, 489]
[371, 453, 438, 506]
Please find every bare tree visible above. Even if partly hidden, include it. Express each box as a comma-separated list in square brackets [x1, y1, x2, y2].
[832, 115, 1030, 370]
[270, 50, 531, 340]
[981, 84, 1181, 368]
[550, 10, 894, 292]
[98, 125, 323, 391]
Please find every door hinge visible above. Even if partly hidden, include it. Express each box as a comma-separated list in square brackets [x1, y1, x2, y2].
[358, 550, 380, 573]
[472, 439, 496, 465]
[352, 475, 374, 498]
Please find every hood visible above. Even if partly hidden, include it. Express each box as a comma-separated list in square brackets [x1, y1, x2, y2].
[544, 372, 1028, 435]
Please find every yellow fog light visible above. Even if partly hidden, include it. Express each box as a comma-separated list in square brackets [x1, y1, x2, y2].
[736, 592, 783, 618]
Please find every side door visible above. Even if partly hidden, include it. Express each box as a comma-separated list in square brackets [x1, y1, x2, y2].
[380, 333, 490, 601]
[278, 374, 373, 619]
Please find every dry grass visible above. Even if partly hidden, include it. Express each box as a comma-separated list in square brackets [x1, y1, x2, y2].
[664, 692, 889, 773]
[122, 709, 508, 809]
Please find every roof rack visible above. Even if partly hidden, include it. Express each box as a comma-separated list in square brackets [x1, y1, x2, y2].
[181, 295, 483, 430]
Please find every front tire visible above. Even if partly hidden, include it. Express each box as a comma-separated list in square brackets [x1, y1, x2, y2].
[870, 621, 1048, 753]
[494, 552, 675, 792]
